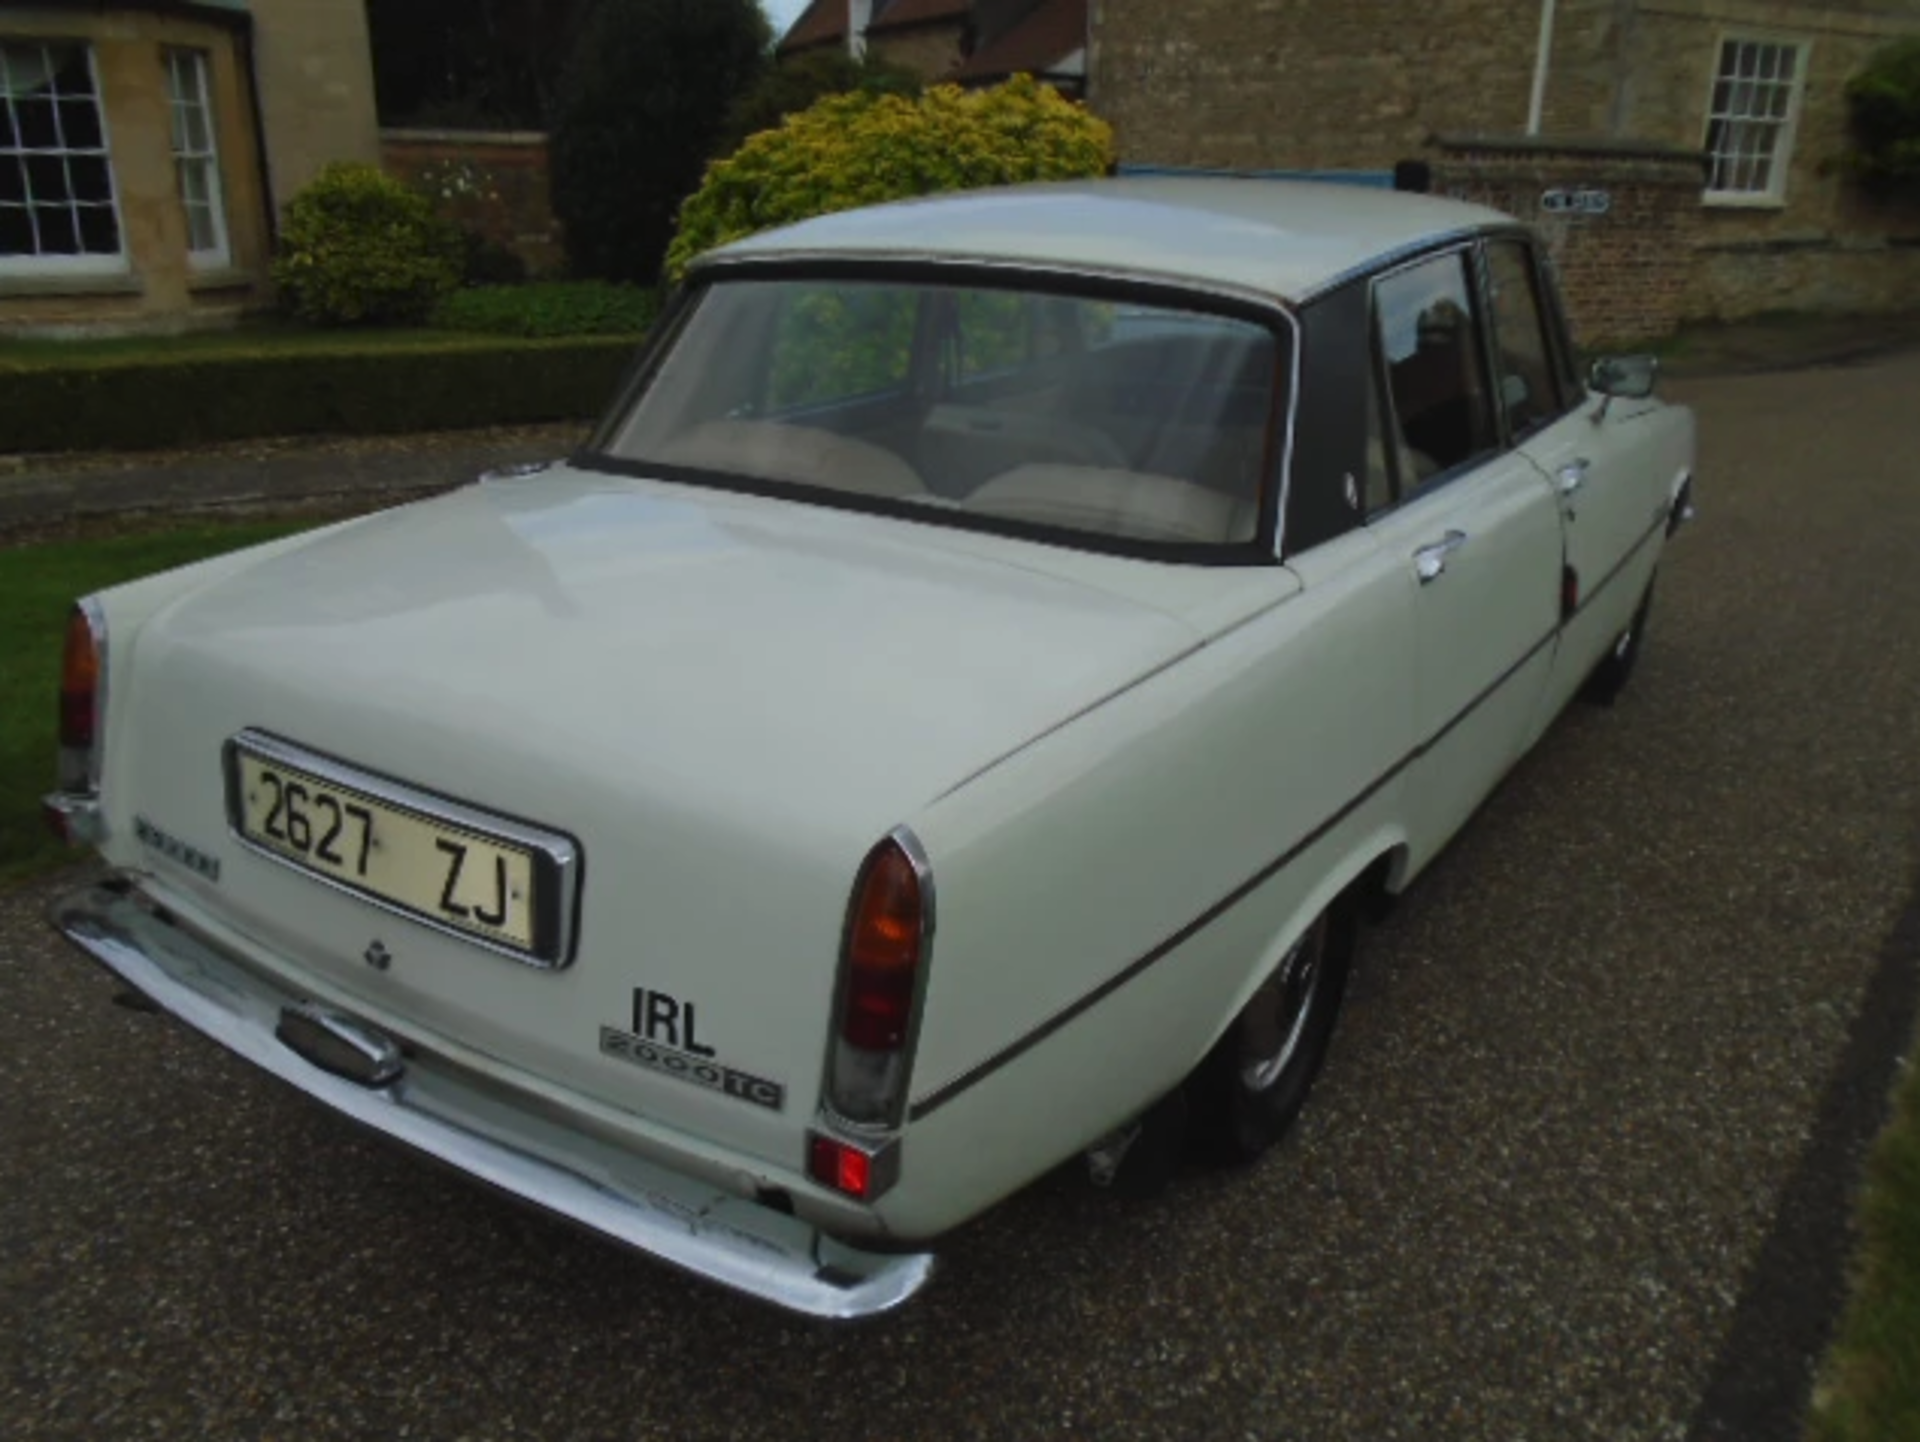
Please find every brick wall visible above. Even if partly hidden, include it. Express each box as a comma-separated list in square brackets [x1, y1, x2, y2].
[381, 130, 562, 275]
[1430, 136, 1706, 345]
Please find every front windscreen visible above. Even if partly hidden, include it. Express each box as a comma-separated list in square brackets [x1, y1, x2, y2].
[590, 275, 1287, 551]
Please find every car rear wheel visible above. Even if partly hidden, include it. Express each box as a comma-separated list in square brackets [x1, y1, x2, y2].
[1581, 577, 1654, 705]
[1190, 900, 1355, 1163]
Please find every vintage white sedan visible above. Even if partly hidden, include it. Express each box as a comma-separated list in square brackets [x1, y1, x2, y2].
[45, 178, 1694, 1319]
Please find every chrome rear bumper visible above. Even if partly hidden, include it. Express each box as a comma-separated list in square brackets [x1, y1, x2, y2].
[48, 878, 934, 1320]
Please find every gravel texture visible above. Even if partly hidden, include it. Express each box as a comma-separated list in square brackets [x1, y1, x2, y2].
[3, 350, 1918, 1439]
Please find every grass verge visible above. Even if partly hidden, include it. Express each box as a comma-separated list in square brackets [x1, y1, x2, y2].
[1807, 1037, 1920, 1440]
[1, 518, 316, 887]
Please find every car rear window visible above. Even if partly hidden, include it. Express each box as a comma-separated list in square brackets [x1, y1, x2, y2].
[590, 275, 1287, 552]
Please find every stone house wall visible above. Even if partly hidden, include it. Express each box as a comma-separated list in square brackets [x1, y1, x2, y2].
[1, 0, 379, 335]
[867, 21, 968, 78]
[1087, 0, 1920, 323]
[247, 0, 381, 206]
[1, 6, 275, 334]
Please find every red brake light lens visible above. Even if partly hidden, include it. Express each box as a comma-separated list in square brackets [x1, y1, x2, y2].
[840, 841, 923, 1052]
[59, 605, 100, 752]
[808, 1132, 872, 1199]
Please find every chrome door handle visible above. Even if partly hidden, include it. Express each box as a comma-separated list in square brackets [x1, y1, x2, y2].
[1413, 529, 1467, 584]
[1557, 458, 1591, 496]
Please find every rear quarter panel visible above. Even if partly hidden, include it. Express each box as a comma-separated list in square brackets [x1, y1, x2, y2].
[881, 529, 1416, 1236]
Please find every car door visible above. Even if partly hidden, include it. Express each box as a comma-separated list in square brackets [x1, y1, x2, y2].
[1479, 238, 1665, 727]
[1359, 247, 1565, 871]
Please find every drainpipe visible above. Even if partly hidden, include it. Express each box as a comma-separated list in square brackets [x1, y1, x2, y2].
[850, 0, 872, 59]
[1526, 0, 1558, 136]
[227, 12, 276, 252]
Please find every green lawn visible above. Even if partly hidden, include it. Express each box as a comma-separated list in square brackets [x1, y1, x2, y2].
[1808, 1033, 1920, 1441]
[0, 519, 314, 885]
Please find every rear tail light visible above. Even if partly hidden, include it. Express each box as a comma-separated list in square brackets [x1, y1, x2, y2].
[57, 599, 107, 795]
[824, 829, 934, 1129]
[806, 1129, 902, 1202]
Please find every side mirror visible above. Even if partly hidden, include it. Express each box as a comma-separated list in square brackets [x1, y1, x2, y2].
[1589, 354, 1659, 401]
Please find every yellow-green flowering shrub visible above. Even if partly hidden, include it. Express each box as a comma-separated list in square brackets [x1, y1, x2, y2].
[666, 75, 1114, 282]
[273, 163, 462, 326]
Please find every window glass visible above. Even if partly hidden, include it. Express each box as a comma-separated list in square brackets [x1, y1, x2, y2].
[1483, 241, 1565, 437]
[0, 40, 121, 268]
[164, 49, 227, 262]
[1703, 38, 1803, 201]
[600, 277, 1285, 550]
[765, 285, 917, 410]
[1373, 253, 1497, 484]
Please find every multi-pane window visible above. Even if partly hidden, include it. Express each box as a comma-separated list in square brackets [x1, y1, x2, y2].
[0, 41, 121, 268]
[164, 48, 226, 263]
[1703, 38, 1805, 202]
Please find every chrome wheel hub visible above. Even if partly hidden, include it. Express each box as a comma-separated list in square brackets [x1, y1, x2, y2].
[1239, 923, 1326, 1093]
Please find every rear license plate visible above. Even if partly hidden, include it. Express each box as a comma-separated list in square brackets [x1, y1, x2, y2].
[224, 732, 578, 967]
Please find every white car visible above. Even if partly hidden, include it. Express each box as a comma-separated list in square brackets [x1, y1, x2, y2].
[45, 178, 1695, 1319]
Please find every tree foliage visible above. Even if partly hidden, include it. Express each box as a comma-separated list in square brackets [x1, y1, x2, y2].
[550, 0, 770, 284]
[716, 50, 923, 158]
[365, 0, 590, 128]
[273, 163, 462, 326]
[1846, 38, 1920, 190]
[666, 76, 1115, 282]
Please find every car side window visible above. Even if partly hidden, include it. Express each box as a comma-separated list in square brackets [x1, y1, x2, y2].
[1483, 241, 1568, 437]
[1533, 247, 1587, 403]
[1372, 252, 1498, 489]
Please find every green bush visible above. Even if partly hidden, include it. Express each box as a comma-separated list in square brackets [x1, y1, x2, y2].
[0, 337, 636, 452]
[1846, 39, 1920, 189]
[273, 162, 463, 325]
[456, 226, 530, 286]
[432, 281, 659, 337]
[716, 49, 922, 157]
[666, 76, 1115, 282]
[550, 0, 769, 284]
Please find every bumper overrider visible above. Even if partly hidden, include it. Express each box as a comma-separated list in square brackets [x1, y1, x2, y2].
[47, 875, 934, 1320]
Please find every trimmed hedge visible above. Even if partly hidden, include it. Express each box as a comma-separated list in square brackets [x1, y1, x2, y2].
[0, 337, 639, 453]
[431, 281, 660, 337]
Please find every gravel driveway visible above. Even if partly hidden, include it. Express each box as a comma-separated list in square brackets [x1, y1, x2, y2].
[4, 350, 1918, 1440]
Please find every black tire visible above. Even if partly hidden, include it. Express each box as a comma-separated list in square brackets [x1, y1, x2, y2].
[1189, 899, 1355, 1164]
[1581, 578, 1654, 706]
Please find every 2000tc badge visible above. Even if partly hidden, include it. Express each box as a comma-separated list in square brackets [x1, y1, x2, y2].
[43, 176, 1693, 1319]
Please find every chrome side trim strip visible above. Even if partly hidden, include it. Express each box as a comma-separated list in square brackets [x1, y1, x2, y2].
[50, 880, 934, 1321]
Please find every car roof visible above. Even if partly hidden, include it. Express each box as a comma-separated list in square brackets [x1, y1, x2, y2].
[701, 177, 1513, 304]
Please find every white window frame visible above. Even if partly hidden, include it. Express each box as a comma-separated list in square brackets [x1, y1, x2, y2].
[1701, 34, 1809, 208]
[0, 38, 127, 276]
[163, 46, 228, 268]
